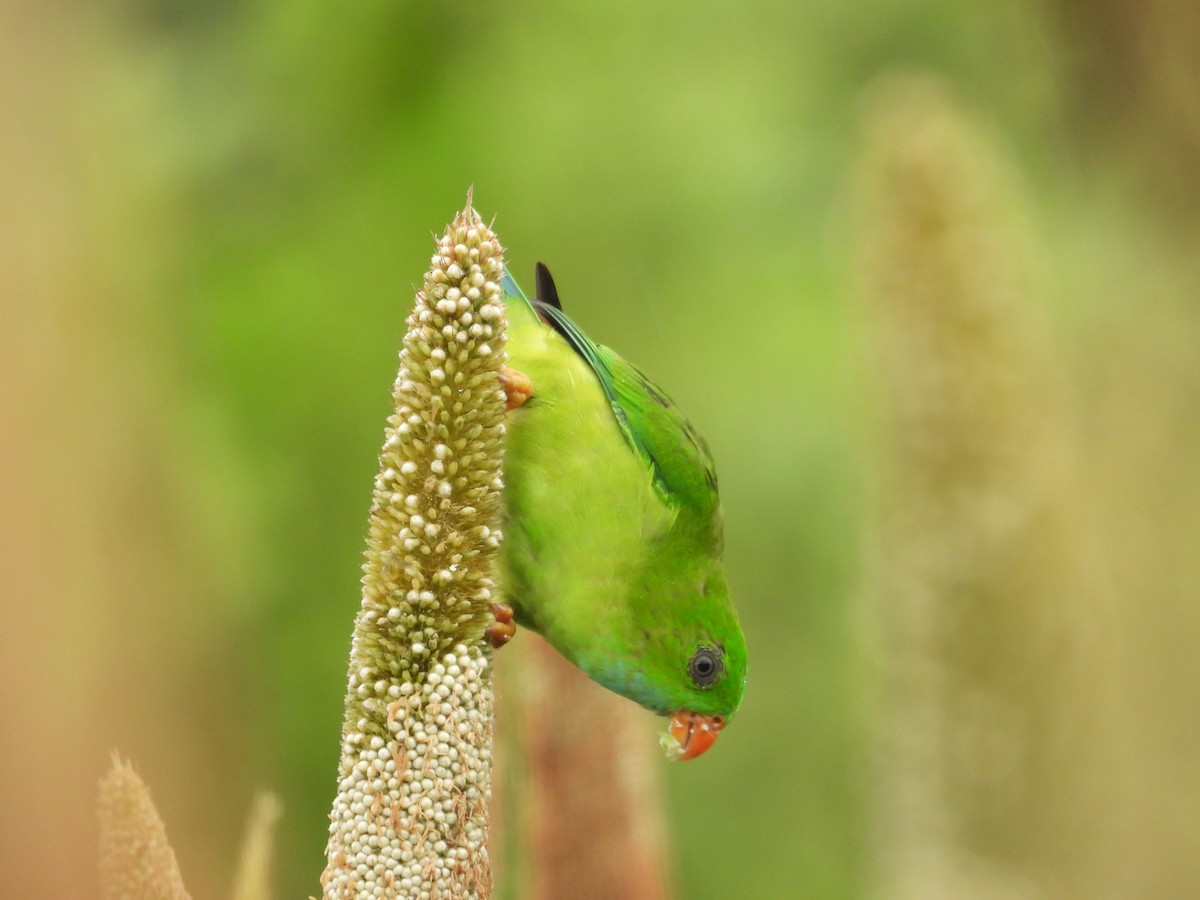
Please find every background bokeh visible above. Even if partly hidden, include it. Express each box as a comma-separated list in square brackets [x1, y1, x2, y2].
[4, 1, 1200, 897]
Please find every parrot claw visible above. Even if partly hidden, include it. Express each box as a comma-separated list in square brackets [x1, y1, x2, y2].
[486, 601, 517, 649]
[499, 368, 533, 410]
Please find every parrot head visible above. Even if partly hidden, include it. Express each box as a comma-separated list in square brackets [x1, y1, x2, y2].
[580, 561, 747, 762]
[657, 569, 747, 762]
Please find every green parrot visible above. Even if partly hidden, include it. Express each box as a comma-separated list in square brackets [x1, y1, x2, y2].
[493, 263, 747, 761]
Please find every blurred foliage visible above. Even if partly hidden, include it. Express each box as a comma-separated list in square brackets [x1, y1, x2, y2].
[3, 0, 1200, 897]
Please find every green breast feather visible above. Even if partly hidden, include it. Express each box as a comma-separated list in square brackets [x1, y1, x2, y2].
[498, 263, 746, 751]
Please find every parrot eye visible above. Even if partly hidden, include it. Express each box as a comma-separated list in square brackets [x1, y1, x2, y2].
[687, 646, 724, 688]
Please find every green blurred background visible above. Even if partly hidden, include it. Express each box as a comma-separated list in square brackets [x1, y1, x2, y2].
[4, 1, 1199, 897]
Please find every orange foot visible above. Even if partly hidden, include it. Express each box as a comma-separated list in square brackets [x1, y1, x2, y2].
[486, 602, 517, 649]
[499, 368, 532, 410]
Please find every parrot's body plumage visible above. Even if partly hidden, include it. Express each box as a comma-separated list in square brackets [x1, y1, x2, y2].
[499, 264, 746, 759]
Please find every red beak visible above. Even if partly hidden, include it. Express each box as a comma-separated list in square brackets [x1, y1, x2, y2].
[668, 711, 726, 761]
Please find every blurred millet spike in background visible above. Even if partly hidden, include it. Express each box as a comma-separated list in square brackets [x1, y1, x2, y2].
[99, 756, 193, 900]
[855, 73, 1129, 900]
[98, 755, 281, 900]
[501, 633, 674, 900]
[321, 197, 508, 899]
[232, 794, 284, 900]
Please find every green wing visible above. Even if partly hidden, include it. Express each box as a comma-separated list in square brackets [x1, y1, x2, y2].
[504, 264, 720, 518]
